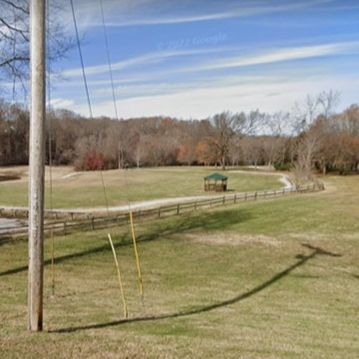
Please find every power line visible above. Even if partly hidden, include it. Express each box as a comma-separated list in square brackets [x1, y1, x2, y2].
[99, 0, 144, 301]
[70, 0, 110, 215]
[70, 0, 93, 119]
[99, 0, 119, 121]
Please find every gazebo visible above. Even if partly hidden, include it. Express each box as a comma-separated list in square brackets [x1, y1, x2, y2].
[204, 173, 228, 192]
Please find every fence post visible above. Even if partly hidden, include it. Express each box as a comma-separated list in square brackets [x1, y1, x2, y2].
[254, 192, 257, 201]
[63, 222, 67, 236]
[194, 202, 197, 210]
[234, 194, 237, 204]
[245, 192, 247, 201]
[91, 217, 95, 230]
[158, 208, 161, 218]
[223, 196, 225, 205]
[177, 204, 180, 215]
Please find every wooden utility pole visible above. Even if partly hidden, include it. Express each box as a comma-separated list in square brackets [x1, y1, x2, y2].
[28, 0, 46, 332]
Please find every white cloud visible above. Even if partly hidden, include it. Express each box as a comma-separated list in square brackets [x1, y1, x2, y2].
[81, 0, 334, 28]
[50, 98, 75, 109]
[61, 40, 359, 85]
[62, 47, 230, 78]
[59, 40, 359, 94]
[66, 72, 359, 119]
[185, 42, 359, 72]
[54, 39, 359, 118]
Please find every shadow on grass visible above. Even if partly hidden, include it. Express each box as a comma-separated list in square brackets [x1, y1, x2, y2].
[0, 209, 252, 277]
[0, 175, 21, 181]
[52, 243, 341, 333]
[0, 238, 14, 247]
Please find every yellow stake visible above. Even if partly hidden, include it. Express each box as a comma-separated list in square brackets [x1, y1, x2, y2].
[107, 233, 128, 318]
[51, 229, 55, 296]
[129, 211, 144, 298]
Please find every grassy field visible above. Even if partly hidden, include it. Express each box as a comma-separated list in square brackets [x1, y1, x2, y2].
[0, 166, 282, 208]
[0, 175, 358, 358]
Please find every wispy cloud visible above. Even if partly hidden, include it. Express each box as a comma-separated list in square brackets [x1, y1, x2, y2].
[85, 0, 334, 27]
[65, 0, 335, 30]
[62, 46, 232, 78]
[47, 0, 359, 120]
[49, 98, 75, 108]
[74, 72, 358, 119]
[186, 41, 359, 72]
[62, 40, 357, 81]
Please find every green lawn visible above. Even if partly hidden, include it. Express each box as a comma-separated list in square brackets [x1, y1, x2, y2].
[0, 175, 358, 358]
[0, 166, 282, 208]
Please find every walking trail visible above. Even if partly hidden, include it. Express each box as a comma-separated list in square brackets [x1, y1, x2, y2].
[0, 170, 292, 215]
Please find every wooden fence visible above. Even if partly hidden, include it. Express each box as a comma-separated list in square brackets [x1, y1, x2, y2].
[0, 183, 324, 240]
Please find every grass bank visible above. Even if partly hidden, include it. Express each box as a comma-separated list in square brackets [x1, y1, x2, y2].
[0, 175, 358, 358]
[0, 166, 282, 208]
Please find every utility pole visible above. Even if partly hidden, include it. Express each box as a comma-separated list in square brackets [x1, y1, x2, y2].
[28, 0, 46, 332]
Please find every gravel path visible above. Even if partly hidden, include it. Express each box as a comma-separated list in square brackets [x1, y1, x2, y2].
[0, 171, 292, 215]
[50, 172, 293, 214]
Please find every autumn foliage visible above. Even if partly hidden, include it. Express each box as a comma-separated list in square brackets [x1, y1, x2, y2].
[0, 97, 358, 174]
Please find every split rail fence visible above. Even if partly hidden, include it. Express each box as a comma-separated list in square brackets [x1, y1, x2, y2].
[0, 183, 324, 240]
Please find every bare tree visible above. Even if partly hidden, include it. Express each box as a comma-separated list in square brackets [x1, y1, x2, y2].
[209, 112, 235, 169]
[240, 136, 263, 169]
[291, 91, 341, 180]
[209, 110, 264, 170]
[0, 0, 73, 96]
[292, 95, 320, 134]
[317, 90, 340, 118]
[264, 111, 290, 167]
[292, 90, 340, 134]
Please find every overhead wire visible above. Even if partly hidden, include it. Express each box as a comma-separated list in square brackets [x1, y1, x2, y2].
[70, 0, 127, 316]
[99, 0, 144, 301]
[69, 0, 93, 119]
[99, 0, 119, 121]
[69, 0, 110, 214]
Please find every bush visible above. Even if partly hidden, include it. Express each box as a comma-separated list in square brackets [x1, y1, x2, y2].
[274, 162, 292, 171]
[75, 150, 105, 171]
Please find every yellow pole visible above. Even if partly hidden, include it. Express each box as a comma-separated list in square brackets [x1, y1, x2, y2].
[129, 211, 144, 298]
[107, 234, 128, 318]
[51, 229, 55, 296]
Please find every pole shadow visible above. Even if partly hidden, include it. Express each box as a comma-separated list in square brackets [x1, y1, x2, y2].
[51, 243, 341, 333]
[0, 209, 252, 277]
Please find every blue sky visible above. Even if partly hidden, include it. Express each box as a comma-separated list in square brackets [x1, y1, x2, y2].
[46, 0, 359, 119]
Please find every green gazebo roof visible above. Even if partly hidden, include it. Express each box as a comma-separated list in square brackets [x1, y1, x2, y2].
[204, 172, 228, 181]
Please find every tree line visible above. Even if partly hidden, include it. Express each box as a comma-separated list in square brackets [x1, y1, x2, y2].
[0, 3, 357, 177]
[0, 91, 358, 176]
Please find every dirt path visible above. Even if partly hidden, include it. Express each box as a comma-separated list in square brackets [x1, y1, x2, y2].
[0, 170, 292, 215]
[47, 172, 293, 214]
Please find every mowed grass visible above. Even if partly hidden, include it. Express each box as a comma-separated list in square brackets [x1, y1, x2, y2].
[0, 166, 282, 208]
[0, 175, 358, 358]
